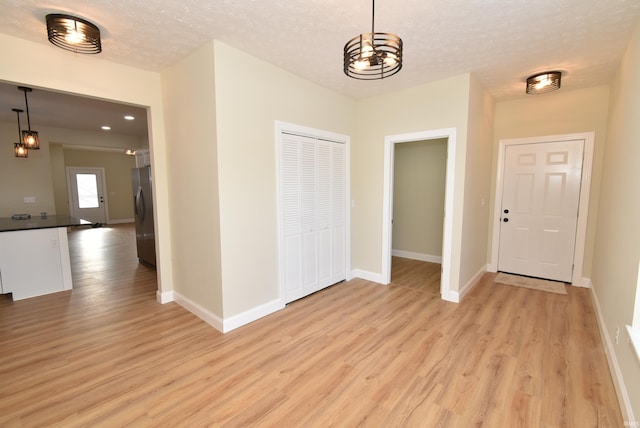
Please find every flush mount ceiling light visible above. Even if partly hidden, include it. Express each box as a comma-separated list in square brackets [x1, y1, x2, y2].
[18, 86, 39, 150]
[12, 108, 28, 158]
[526, 71, 562, 94]
[343, 0, 403, 80]
[46, 14, 102, 54]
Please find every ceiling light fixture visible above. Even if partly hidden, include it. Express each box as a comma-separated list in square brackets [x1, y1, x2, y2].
[343, 0, 403, 80]
[101, 126, 111, 131]
[12, 108, 28, 158]
[46, 14, 102, 54]
[124, 149, 136, 156]
[124, 115, 135, 121]
[526, 71, 562, 94]
[18, 86, 39, 150]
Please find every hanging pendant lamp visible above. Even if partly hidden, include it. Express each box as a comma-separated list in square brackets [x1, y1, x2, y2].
[12, 109, 28, 158]
[18, 86, 40, 150]
[343, 0, 403, 80]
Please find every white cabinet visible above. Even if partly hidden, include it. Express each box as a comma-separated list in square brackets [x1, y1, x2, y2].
[0, 227, 73, 300]
[280, 134, 346, 303]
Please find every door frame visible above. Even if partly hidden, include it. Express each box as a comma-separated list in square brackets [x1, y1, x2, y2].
[488, 132, 595, 286]
[382, 128, 457, 302]
[66, 166, 109, 224]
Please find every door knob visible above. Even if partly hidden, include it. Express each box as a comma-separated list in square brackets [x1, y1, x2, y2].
[503, 209, 509, 214]
[503, 218, 509, 222]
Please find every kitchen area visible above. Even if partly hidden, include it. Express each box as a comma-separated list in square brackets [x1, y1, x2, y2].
[0, 81, 155, 301]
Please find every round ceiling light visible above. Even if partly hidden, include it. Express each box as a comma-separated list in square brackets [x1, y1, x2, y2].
[46, 14, 102, 54]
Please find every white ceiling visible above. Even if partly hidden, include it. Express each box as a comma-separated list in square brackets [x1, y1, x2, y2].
[0, 0, 639, 135]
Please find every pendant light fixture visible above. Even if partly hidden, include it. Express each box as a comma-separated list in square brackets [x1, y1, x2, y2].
[46, 14, 102, 54]
[12, 109, 28, 158]
[343, 0, 403, 80]
[18, 86, 39, 150]
[526, 71, 562, 94]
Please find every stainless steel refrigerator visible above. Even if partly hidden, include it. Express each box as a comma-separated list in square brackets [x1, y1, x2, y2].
[131, 166, 156, 266]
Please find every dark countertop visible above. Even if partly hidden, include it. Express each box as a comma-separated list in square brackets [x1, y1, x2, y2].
[0, 215, 91, 233]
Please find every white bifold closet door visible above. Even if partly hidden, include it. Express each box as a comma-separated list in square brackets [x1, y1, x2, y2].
[281, 133, 346, 303]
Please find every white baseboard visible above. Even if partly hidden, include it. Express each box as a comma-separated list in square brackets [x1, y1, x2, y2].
[107, 218, 134, 225]
[156, 289, 174, 304]
[392, 249, 442, 264]
[156, 289, 284, 334]
[351, 269, 385, 284]
[459, 264, 487, 301]
[172, 291, 224, 332]
[589, 285, 635, 424]
[572, 277, 592, 288]
[223, 298, 284, 333]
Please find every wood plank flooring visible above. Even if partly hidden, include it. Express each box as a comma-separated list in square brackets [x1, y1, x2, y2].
[0, 226, 623, 427]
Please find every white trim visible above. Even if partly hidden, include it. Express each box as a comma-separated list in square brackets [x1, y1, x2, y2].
[156, 289, 174, 304]
[163, 290, 285, 334]
[172, 291, 224, 332]
[392, 249, 442, 264]
[626, 325, 640, 363]
[382, 128, 457, 303]
[455, 265, 487, 302]
[222, 299, 285, 333]
[274, 121, 351, 307]
[590, 285, 635, 425]
[57, 228, 73, 291]
[574, 277, 592, 288]
[489, 132, 595, 287]
[107, 218, 134, 225]
[351, 269, 385, 284]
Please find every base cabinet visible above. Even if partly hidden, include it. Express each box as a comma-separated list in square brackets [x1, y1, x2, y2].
[0, 227, 73, 300]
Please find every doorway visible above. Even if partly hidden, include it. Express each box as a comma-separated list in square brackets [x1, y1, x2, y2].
[489, 132, 595, 286]
[382, 128, 457, 301]
[67, 166, 108, 224]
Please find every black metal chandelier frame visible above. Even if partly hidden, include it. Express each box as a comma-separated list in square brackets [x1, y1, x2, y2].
[343, 0, 403, 80]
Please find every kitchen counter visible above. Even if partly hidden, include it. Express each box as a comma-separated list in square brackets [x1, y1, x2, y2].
[0, 216, 89, 300]
[0, 215, 90, 233]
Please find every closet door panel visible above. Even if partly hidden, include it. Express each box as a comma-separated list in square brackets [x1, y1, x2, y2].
[281, 136, 303, 301]
[301, 137, 318, 293]
[331, 143, 346, 281]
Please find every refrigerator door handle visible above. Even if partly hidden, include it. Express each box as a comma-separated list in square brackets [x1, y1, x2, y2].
[135, 186, 145, 222]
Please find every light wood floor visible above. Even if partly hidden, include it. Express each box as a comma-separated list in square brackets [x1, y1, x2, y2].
[0, 225, 622, 427]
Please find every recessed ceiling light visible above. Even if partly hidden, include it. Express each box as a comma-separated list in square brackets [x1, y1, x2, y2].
[124, 115, 135, 121]
[101, 125, 111, 131]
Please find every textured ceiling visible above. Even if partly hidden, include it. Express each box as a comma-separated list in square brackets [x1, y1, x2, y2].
[0, 0, 639, 134]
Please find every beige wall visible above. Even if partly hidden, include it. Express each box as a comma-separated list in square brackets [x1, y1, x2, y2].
[0, 33, 173, 294]
[392, 138, 447, 257]
[58, 146, 136, 221]
[592, 20, 640, 418]
[0, 121, 56, 217]
[161, 41, 223, 316]
[213, 41, 355, 317]
[460, 74, 494, 284]
[492, 85, 610, 279]
[351, 74, 493, 293]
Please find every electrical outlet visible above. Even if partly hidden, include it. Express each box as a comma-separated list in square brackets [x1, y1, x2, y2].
[615, 326, 620, 344]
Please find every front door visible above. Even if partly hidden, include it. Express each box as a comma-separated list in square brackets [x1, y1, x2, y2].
[498, 140, 584, 282]
[67, 167, 108, 224]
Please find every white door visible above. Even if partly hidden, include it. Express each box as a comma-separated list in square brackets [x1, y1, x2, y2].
[67, 167, 108, 224]
[498, 140, 584, 282]
[280, 133, 346, 304]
